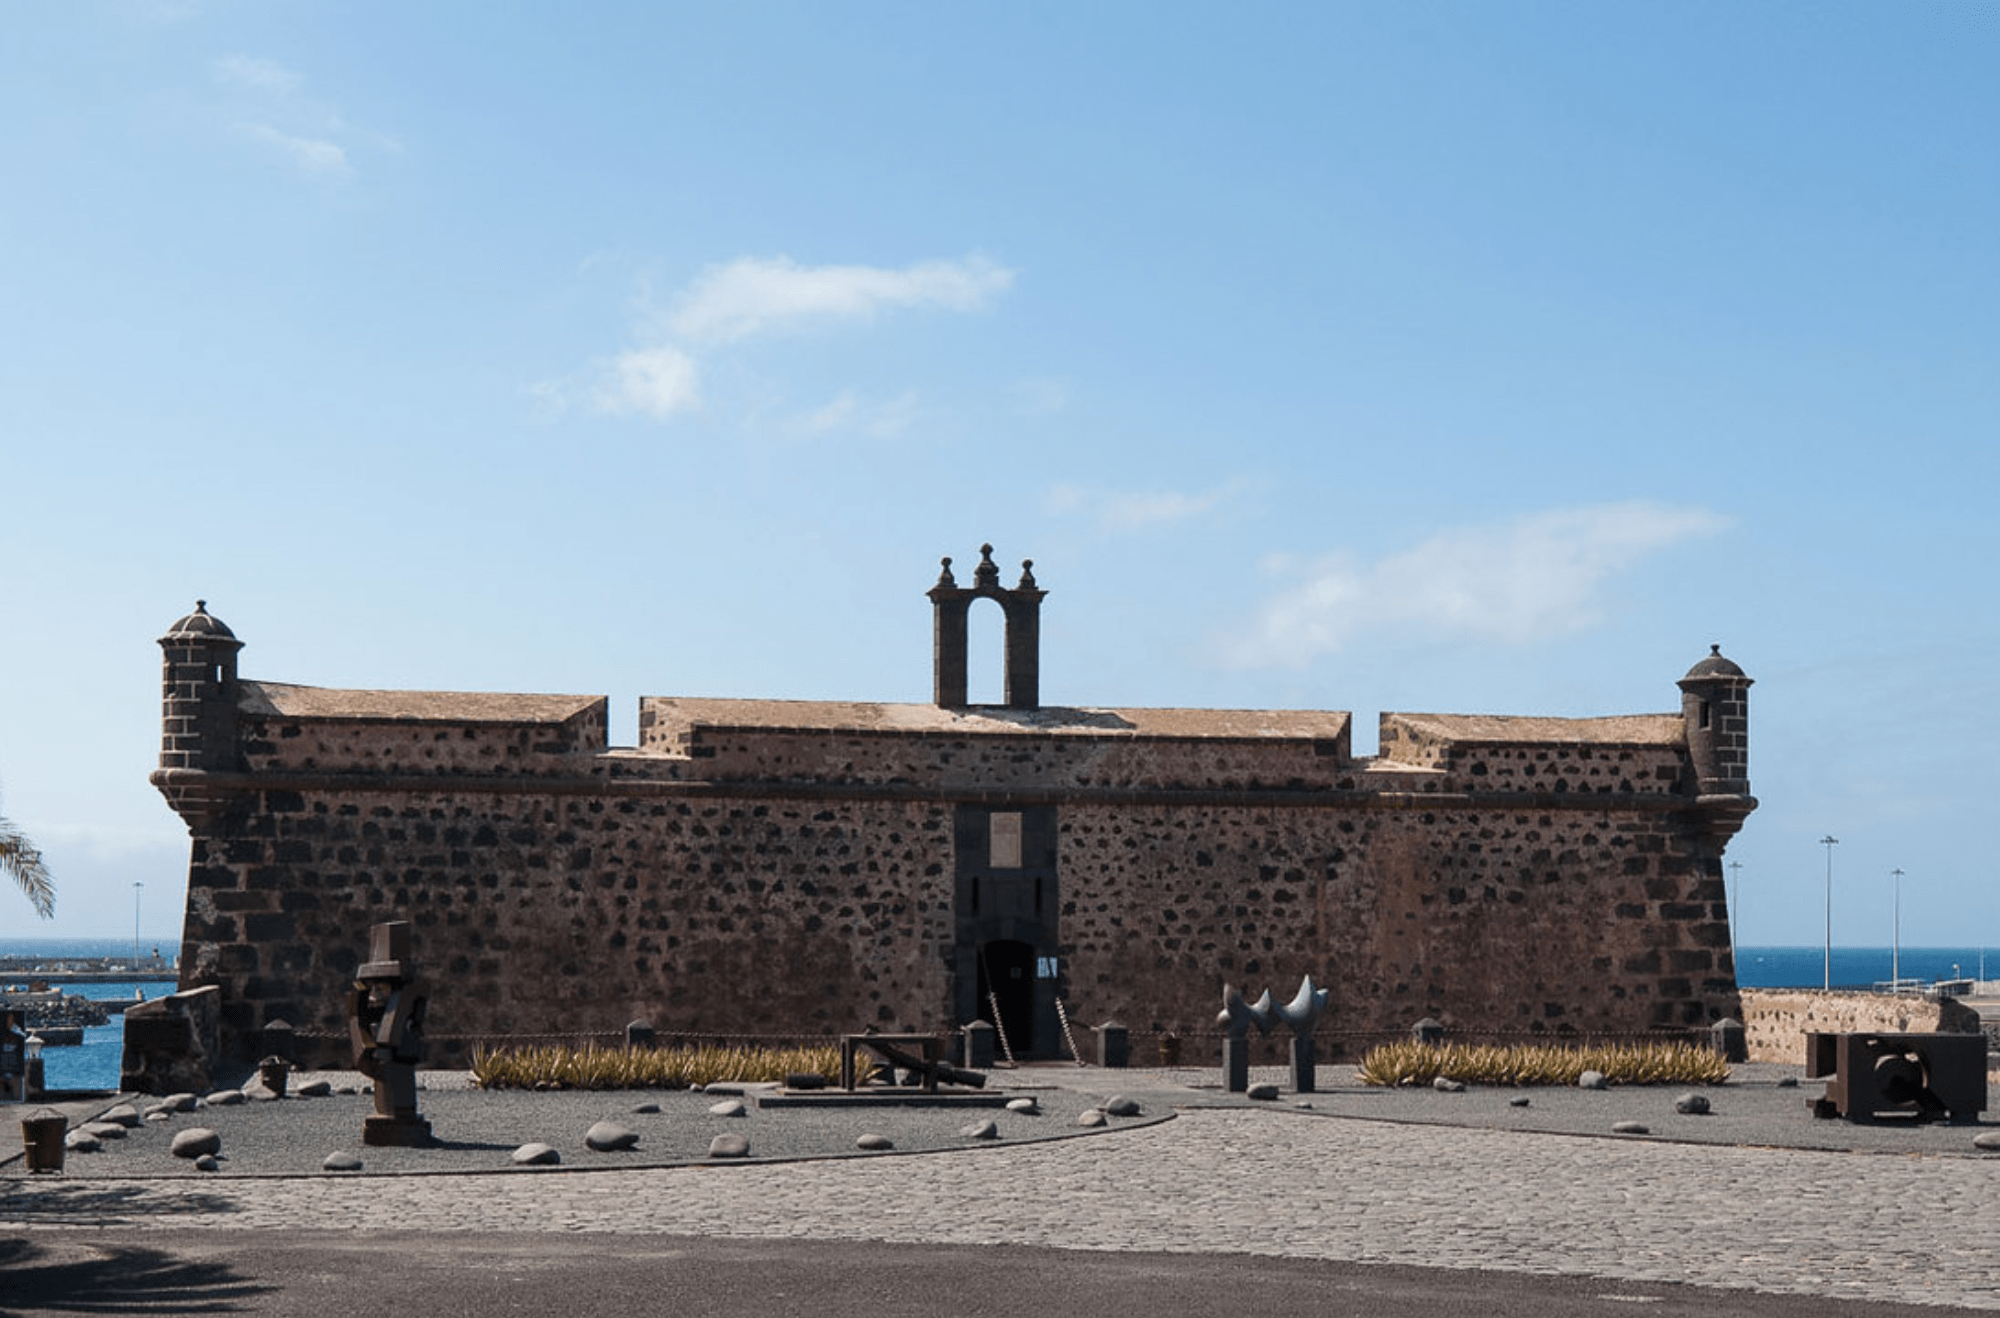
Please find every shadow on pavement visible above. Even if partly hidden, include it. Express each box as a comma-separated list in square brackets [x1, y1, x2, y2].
[0, 1236, 272, 1315]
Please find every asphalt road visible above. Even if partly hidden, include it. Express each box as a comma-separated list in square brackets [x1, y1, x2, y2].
[5, 1231, 1993, 1318]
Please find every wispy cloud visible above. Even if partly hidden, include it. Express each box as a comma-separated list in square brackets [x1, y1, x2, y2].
[213, 54, 300, 93]
[237, 122, 350, 179]
[592, 346, 702, 419]
[1046, 479, 1247, 534]
[1012, 377, 1072, 417]
[1230, 502, 1730, 667]
[666, 255, 1013, 344]
[214, 53, 373, 182]
[555, 254, 1012, 428]
[790, 389, 921, 438]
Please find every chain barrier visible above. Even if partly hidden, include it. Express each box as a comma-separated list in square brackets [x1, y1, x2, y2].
[986, 989, 1018, 1067]
[1053, 997, 1085, 1066]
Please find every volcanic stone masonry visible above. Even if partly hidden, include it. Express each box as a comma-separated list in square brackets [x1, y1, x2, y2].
[150, 545, 1756, 1069]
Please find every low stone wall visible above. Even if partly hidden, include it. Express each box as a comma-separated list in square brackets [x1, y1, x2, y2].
[121, 985, 223, 1094]
[1739, 988, 1984, 1065]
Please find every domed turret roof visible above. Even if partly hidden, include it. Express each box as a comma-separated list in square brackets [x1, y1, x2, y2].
[164, 600, 238, 640]
[1683, 645, 1745, 680]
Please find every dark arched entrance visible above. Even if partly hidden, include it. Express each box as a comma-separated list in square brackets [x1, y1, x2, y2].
[976, 938, 1037, 1057]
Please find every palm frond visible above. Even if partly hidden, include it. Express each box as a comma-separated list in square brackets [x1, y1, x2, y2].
[1, 814, 55, 920]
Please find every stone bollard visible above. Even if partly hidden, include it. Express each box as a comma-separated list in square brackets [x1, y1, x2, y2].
[260, 1018, 297, 1065]
[256, 1055, 291, 1097]
[1710, 1017, 1746, 1063]
[1094, 1021, 1129, 1069]
[625, 1020, 656, 1050]
[1412, 1017, 1446, 1045]
[961, 1020, 995, 1069]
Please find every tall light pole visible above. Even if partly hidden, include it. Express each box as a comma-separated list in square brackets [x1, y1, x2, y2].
[1891, 868, 1904, 989]
[1727, 860, 1742, 951]
[133, 881, 143, 966]
[1820, 835, 1838, 991]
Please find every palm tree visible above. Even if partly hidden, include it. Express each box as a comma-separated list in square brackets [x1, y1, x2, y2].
[1, 791, 54, 920]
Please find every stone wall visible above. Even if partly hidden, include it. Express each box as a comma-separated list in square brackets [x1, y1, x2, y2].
[178, 783, 956, 1067]
[1738, 988, 1984, 1064]
[169, 735, 1744, 1067]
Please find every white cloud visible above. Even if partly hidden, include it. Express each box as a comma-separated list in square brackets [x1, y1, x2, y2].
[666, 255, 1014, 344]
[592, 346, 701, 419]
[1232, 502, 1730, 667]
[1046, 479, 1245, 534]
[214, 54, 300, 93]
[554, 253, 1009, 428]
[238, 123, 350, 179]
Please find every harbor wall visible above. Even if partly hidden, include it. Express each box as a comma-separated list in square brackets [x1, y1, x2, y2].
[1738, 988, 1985, 1064]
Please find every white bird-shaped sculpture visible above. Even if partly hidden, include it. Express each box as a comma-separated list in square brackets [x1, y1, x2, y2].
[1275, 974, 1329, 1034]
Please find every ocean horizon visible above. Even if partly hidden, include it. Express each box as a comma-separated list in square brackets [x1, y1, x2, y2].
[4, 936, 1991, 990]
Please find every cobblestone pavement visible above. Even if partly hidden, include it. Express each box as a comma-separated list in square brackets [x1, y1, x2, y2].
[7, 1099, 2000, 1310]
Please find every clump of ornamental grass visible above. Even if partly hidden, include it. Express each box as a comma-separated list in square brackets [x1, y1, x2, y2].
[1357, 1039, 1731, 1088]
[470, 1041, 843, 1091]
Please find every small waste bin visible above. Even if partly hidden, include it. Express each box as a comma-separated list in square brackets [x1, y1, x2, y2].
[22, 1110, 66, 1174]
[1157, 1033, 1182, 1067]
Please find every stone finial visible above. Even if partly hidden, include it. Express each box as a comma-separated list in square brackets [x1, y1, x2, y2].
[973, 543, 1000, 588]
[935, 557, 956, 588]
[1018, 559, 1037, 589]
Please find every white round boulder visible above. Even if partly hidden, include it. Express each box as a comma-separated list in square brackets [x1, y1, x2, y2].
[171, 1127, 222, 1159]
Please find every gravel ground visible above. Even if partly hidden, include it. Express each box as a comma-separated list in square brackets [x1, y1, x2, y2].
[11, 1061, 2000, 1179]
[4, 1070, 1167, 1179]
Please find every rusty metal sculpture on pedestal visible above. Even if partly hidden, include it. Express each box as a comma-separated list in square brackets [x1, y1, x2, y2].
[347, 921, 432, 1147]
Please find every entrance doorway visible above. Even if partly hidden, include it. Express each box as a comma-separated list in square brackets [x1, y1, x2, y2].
[976, 939, 1036, 1057]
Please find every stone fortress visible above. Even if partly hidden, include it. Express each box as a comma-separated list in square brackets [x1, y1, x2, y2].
[152, 546, 1756, 1069]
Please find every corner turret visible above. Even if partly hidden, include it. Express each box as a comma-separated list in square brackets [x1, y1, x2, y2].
[1678, 645, 1751, 798]
[153, 602, 246, 828]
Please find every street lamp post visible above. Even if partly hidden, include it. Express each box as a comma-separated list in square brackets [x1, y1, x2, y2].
[1891, 868, 1903, 990]
[1820, 836, 1839, 991]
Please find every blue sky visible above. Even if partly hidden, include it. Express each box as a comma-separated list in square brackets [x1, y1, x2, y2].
[1, 2, 1994, 951]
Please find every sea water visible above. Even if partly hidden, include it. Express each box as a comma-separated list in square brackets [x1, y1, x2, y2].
[1734, 946, 1995, 990]
[3, 938, 181, 1092]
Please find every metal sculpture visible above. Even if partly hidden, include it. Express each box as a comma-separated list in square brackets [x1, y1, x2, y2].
[1274, 975, 1330, 1093]
[347, 921, 432, 1147]
[1216, 985, 1273, 1093]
